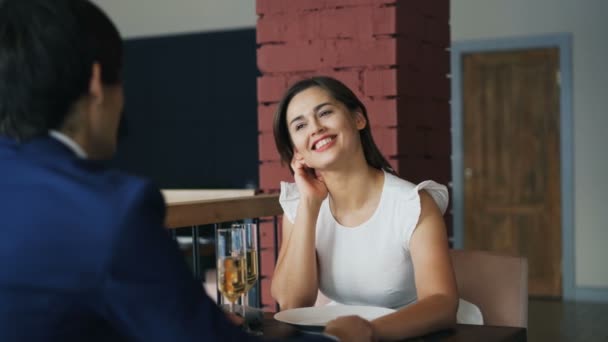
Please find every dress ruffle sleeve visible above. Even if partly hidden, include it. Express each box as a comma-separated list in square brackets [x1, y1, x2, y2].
[401, 180, 449, 249]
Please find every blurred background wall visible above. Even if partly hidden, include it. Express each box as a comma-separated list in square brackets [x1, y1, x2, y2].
[93, 0, 259, 189]
[452, 0, 608, 297]
[92, 0, 608, 300]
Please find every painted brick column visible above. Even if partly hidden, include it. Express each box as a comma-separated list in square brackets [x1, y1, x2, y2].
[256, 0, 450, 310]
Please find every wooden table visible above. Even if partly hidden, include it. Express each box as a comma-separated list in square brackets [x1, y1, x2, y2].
[161, 189, 282, 229]
[261, 313, 527, 341]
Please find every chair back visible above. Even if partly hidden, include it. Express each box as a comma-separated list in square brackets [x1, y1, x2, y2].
[450, 249, 528, 328]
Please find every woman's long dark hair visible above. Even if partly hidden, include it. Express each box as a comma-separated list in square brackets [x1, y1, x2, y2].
[273, 76, 396, 175]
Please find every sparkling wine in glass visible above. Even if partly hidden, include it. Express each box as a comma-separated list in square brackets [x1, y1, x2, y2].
[243, 223, 259, 295]
[216, 227, 246, 313]
[234, 223, 262, 335]
[245, 247, 258, 292]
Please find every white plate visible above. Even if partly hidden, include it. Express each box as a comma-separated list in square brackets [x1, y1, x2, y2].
[274, 305, 395, 327]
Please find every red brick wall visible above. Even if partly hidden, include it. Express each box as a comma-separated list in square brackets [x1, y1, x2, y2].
[256, 0, 451, 310]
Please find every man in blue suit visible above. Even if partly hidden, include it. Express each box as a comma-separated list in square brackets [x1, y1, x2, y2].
[0, 0, 374, 341]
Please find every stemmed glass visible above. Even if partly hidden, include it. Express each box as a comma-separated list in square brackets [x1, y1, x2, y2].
[233, 223, 261, 334]
[235, 223, 259, 306]
[216, 226, 247, 314]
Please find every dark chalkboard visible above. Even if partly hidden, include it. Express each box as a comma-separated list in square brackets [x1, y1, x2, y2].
[109, 28, 259, 189]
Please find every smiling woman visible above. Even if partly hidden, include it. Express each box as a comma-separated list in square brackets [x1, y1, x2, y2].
[270, 76, 460, 341]
[273, 77, 394, 177]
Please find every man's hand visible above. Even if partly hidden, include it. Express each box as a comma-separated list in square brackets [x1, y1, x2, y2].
[224, 312, 244, 326]
[324, 315, 376, 342]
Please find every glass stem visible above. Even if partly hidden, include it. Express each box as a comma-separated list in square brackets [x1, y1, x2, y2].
[243, 291, 249, 307]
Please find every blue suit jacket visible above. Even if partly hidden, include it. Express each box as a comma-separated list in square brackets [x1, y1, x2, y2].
[0, 136, 328, 342]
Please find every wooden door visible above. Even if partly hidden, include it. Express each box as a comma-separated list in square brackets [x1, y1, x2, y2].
[462, 48, 561, 297]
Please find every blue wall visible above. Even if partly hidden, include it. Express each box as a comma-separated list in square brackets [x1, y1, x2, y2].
[110, 28, 259, 189]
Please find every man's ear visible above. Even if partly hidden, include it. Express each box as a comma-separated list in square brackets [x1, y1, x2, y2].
[89, 63, 104, 105]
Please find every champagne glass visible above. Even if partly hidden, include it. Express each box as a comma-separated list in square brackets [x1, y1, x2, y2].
[233, 223, 261, 335]
[234, 223, 259, 307]
[216, 226, 246, 313]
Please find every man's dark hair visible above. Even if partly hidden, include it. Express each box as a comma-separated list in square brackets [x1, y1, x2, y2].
[0, 0, 122, 140]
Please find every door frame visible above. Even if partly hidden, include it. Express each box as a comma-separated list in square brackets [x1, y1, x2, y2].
[450, 33, 575, 300]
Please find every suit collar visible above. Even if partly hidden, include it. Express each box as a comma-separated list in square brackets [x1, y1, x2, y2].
[48, 130, 88, 159]
[0, 134, 17, 146]
[0, 134, 81, 160]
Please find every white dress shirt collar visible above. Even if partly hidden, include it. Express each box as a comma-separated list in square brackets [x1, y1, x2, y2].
[48, 130, 87, 159]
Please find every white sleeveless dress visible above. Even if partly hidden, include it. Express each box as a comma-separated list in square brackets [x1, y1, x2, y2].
[279, 171, 483, 324]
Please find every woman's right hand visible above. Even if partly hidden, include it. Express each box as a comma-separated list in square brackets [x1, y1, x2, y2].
[291, 154, 328, 205]
[325, 316, 376, 342]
